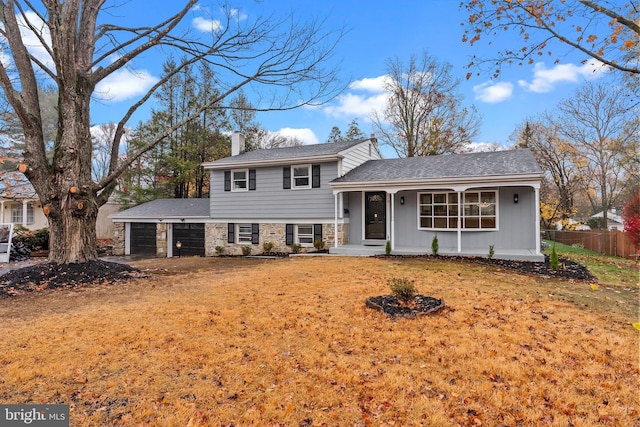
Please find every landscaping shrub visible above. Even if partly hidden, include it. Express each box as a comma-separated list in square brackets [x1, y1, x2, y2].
[431, 233, 439, 256]
[488, 244, 494, 259]
[385, 240, 391, 256]
[12, 226, 49, 251]
[313, 239, 325, 251]
[263, 242, 274, 253]
[550, 243, 559, 270]
[215, 246, 225, 255]
[388, 277, 418, 305]
[290, 243, 302, 254]
[241, 245, 252, 256]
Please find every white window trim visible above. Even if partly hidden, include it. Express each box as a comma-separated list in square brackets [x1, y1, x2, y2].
[231, 169, 249, 192]
[236, 223, 252, 244]
[291, 164, 311, 190]
[295, 224, 314, 247]
[417, 190, 499, 231]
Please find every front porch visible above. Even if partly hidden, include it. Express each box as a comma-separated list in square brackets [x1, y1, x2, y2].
[330, 244, 545, 262]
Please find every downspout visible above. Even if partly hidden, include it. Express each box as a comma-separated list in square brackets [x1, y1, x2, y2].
[390, 192, 395, 251]
[457, 191, 462, 253]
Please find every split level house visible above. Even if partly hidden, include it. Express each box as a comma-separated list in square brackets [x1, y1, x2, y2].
[112, 133, 545, 261]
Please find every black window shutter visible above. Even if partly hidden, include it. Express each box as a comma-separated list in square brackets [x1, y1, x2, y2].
[312, 164, 321, 188]
[227, 223, 235, 243]
[313, 224, 322, 242]
[249, 169, 256, 191]
[251, 223, 260, 244]
[224, 171, 231, 191]
[285, 224, 294, 245]
[283, 167, 291, 189]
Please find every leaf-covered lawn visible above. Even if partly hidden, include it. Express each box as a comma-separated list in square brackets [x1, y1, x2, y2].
[1, 256, 638, 426]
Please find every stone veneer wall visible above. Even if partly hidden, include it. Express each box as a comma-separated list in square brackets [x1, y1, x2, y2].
[205, 222, 348, 256]
[156, 223, 167, 257]
[112, 222, 125, 256]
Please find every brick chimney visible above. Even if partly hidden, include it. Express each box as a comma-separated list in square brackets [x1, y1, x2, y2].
[231, 131, 245, 156]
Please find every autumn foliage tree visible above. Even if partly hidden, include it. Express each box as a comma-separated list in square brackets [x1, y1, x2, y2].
[622, 192, 640, 250]
[460, 0, 640, 78]
[0, 1, 344, 263]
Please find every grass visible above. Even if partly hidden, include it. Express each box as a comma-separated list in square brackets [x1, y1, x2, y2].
[0, 256, 638, 426]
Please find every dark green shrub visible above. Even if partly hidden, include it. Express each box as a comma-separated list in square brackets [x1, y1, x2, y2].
[488, 244, 495, 259]
[388, 278, 418, 305]
[241, 245, 252, 256]
[12, 227, 49, 251]
[431, 233, 439, 256]
[313, 239, 325, 251]
[291, 243, 302, 254]
[262, 242, 274, 253]
[214, 246, 225, 255]
[385, 240, 391, 256]
[550, 243, 559, 270]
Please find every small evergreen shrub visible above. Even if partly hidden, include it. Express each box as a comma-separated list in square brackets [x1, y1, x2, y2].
[313, 239, 325, 251]
[388, 278, 418, 305]
[263, 242, 274, 253]
[12, 227, 49, 251]
[290, 243, 302, 254]
[215, 246, 225, 255]
[431, 233, 439, 256]
[550, 243, 559, 270]
[385, 240, 391, 256]
[488, 244, 494, 259]
[241, 245, 252, 256]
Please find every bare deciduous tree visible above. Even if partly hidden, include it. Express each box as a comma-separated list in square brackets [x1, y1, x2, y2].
[460, 0, 640, 78]
[0, 1, 345, 263]
[371, 51, 481, 157]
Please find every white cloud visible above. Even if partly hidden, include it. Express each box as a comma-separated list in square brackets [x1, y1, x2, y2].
[272, 128, 318, 145]
[323, 76, 390, 120]
[229, 8, 248, 21]
[9, 11, 54, 69]
[348, 75, 389, 92]
[518, 60, 607, 93]
[192, 16, 222, 32]
[473, 81, 514, 103]
[94, 68, 159, 103]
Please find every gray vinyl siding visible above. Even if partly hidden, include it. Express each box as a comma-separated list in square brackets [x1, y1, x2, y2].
[394, 187, 536, 250]
[341, 142, 381, 174]
[211, 162, 338, 220]
[349, 187, 537, 251]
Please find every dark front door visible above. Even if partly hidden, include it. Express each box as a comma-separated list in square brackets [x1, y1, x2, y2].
[173, 223, 205, 257]
[365, 191, 386, 240]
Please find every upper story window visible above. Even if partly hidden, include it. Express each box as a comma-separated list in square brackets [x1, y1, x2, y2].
[292, 165, 311, 189]
[232, 169, 248, 191]
[418, 190, 497, 231]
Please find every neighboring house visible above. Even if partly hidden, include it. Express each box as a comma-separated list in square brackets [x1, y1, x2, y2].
[590, 210, 626, 231]
[113, 133, 544, 261]
[0, 172, 48, 230]
[0, 171, 119, 238]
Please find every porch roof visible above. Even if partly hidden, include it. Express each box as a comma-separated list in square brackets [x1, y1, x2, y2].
[331, 149, 542, 188]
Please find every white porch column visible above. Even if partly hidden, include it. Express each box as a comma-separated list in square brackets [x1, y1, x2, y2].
[0, 201, 4, 223]
[457, 191, 462, 253]
[334, 192, 339, 248]
[390, 192, 395, 251]
[22, 200, 28, 227]
[534, 185, 541, 255]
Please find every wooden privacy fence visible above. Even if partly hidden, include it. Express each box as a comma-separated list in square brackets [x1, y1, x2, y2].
[543, 229, 637, 259]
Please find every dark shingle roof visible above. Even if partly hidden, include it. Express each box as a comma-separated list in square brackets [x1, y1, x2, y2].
[332, 149, 542, 183]
[206, 139, 368, 167]
[111, 198, 210, 219]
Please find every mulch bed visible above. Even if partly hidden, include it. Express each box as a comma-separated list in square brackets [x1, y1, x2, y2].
[366, 295, 445, 318]
[377, 254, 596, 282]
[0, 260, 146, 298]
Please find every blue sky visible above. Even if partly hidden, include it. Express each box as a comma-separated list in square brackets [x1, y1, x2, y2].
[82, 0, 612, 153]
